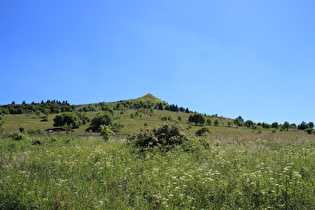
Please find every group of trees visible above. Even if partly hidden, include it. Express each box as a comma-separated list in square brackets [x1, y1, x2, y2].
[81, 101, 192, 114]
[0, 100, 75, 115]
[53, 112, 89, 129]
[52, 111, 124, 133]
[187, 113, 314, 133]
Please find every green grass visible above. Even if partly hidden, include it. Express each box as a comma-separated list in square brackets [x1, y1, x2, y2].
[0, 131, 314, 209]
[1, 104, 314, 208]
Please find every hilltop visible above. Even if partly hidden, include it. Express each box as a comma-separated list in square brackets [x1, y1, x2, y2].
[125, 93, 163, 104]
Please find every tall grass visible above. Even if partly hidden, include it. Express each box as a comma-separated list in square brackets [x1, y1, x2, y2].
[0, 133, 314, 209]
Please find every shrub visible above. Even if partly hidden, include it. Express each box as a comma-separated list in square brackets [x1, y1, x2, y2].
[88, 112, 112, 131]
[100, 125, 114, 141]
[10, 131, 28, 141]
[189, 113, 206, 125]
[244, 120, 254, 128]
[28, 129, 44, 134]
[112, 122, 124, 132]
[127, 123, 208, 152]
[196, 127, 210, 136]
[271, 122, 279, 129]
[53, 112, 82, 128]
[306, 128, 313, 135]
[214, 119, 219, 126]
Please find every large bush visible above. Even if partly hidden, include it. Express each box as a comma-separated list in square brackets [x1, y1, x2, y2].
[88, 112, 112, 131]
[127, 123, 209, 152]
[53, 112, 82, 128]
[188, 113, 206, 126]
[196, 127, 210, 136]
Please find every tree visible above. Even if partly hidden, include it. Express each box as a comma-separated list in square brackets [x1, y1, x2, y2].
[244, 120, 254, 128]
[189, 113, 206, 126]
[282, 121, 290, 131]
[53, 112, 82, 128]
[158, 103, 164, 110]
[35, 110, 41, 118]
[271, 122, 279, 129]
[237, 116, 244, 122]
[307, 122, 314, 129]
[290, 123, 297, 129]
[262, 122, 271, 129]
[234, 118, 241, 127]
[298, 121, 307, 130]
[89, 112, 112, 131]
[43, 108, 50, 118]
[207, 118, 212, 126]
[100, 125, 114, 141]
[213, 119, 219, 126]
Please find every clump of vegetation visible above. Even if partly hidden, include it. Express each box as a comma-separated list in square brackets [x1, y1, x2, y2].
[87, 112, 112, 131]
[100, 125, 114, 141]
[9, 131, 28, 141]
[306, 128, 313, 135]
[160, 116, 172, 121]
[53, 112, 82, 129]
[196, 127, 210, 136]
[127, 123, 208, 152]
[188, 113, 205, 125]
[112, 122, 124, 132]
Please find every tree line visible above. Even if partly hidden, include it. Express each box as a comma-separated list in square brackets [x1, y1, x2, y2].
[188, 113, 314, 133]
[0, 100, 75, 115]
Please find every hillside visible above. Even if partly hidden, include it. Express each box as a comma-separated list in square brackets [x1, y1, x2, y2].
[1, 94, 313, 136]
[1, 94, 314, 209]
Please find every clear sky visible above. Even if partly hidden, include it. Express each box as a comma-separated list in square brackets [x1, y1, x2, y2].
[1, 0, 314, 124]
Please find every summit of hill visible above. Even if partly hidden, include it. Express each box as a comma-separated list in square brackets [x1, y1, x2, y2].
[129, 93, 163, 103]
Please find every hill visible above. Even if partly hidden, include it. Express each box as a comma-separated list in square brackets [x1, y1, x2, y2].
[125, 93, 163, 104]
[1, 94, 313, 136]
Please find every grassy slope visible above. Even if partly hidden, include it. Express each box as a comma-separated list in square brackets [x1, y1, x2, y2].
[1, 94, 314, 209]
[3, 109, 308, 138]
[0, 132, 314, 209]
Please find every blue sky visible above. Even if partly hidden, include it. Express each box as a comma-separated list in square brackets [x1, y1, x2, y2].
[1, 0, 314, 124]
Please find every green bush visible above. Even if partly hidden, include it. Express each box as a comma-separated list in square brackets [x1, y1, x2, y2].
[127, 123, 209, 152]
[112, 122, 124, 132]
[306, 128, 313, 135]
[196, 127, 210, 136]
[100, 125, 114, 141]
[189, 113, 206, 125]
[53, 112, 82, 128]
[10, 131, 28, 141]
[88, 112, 112, 131]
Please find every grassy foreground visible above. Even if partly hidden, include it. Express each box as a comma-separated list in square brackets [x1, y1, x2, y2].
[0, 132, 314, 209]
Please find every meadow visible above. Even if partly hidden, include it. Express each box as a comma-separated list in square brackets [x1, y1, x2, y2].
[1, 128, 314, 209]
[1, 96, 314, 209]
